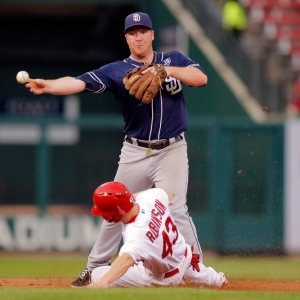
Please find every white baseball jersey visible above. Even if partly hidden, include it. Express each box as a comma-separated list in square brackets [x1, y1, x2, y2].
[91, 188, 192, 287]
[119, 188, 187, 276]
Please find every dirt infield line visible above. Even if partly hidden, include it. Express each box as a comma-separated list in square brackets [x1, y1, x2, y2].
[0, 278, 300, 292]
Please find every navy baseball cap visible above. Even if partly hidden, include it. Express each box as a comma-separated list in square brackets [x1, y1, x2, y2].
[124, 12, 153, 32]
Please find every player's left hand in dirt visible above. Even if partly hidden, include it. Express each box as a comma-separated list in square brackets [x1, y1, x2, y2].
[123, 64, 167, 104]
[86, 280, 109, 289]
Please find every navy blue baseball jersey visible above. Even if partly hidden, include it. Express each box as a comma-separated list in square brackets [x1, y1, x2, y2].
[76, 51, 205, 140]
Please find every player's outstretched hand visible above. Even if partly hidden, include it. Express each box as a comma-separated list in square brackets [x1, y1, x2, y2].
[25, 78, 46, 95]
[86, 280, 108, 289]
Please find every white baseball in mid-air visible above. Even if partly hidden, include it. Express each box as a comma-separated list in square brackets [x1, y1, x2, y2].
[16, 71, 29, 84]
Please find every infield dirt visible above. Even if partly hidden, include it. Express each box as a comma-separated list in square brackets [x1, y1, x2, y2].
[1, 278, 300, 292]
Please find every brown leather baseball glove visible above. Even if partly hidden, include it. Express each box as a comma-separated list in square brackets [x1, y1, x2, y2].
[123, 64, 167, 104]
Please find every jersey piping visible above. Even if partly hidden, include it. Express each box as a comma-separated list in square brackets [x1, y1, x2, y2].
[86, 72, 106, 93]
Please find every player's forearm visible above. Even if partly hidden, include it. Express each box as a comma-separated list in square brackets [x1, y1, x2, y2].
[165, 66, 208, 86]
[93, 253, 134, 288]
[43, 77, 86, 95]
[26, 76, 86, 95]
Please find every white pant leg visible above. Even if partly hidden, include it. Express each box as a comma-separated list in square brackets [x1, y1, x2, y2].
[91, 262, 152, 287]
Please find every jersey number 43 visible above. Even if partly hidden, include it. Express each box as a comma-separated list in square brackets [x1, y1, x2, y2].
[162, 216, 179, 259]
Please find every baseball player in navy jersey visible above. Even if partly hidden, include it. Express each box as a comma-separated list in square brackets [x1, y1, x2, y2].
[86, 182, 227, 288]
[25, 12, 222, 287]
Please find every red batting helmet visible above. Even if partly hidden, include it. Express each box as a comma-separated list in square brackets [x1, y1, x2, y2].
[92, 182, 135, 223]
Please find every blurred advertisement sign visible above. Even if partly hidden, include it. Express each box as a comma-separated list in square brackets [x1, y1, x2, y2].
[0, 95, 79, 119]
[0, 96, 63, 116]
[0, 95, 80, 145]
[0, 215, 102, 251]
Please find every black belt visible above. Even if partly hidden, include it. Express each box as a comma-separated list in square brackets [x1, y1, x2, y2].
[125, 135, 183, 150]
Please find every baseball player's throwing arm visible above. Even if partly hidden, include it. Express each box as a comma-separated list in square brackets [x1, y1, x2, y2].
[88, 253, 134, 288]
[25, 76, 86, 95]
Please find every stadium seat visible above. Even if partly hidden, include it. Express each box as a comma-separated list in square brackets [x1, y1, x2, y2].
[244, 0, 300, 65]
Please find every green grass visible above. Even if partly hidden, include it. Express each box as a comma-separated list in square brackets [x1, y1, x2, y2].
[0, 288, 300, 300]
[0, 252, 300, 300]
[0, 253, 87, 278]
[204, 255, 300, 281]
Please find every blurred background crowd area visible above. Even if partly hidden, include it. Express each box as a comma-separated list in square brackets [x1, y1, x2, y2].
[213, 0, 300, 117]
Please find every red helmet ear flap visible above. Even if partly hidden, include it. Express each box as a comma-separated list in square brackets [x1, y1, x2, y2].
[91, 205, 102, 217]
[92, 207, 114, 222]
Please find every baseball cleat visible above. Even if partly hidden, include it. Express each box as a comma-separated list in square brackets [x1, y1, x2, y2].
[71, 267, 91, 288]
